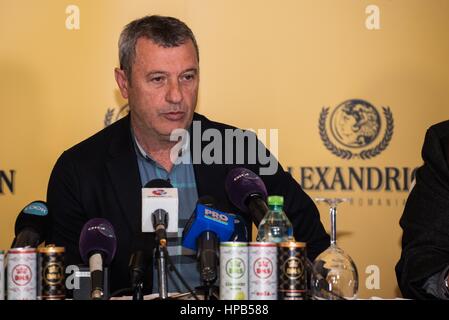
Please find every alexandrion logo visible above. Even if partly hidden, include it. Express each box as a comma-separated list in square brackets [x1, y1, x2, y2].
[104, 104, 130, 127]
[288, 99, 416, 206]
[319, 99, 394, 159]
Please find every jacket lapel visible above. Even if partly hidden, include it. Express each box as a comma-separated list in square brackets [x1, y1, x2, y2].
[106, 116, 142, 234]
[442, 134, 449, 169]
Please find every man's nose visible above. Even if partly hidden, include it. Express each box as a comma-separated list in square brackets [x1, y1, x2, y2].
[166, 79, 183, 104]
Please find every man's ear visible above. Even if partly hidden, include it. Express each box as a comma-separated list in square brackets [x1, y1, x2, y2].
[115, 68, 129, 99]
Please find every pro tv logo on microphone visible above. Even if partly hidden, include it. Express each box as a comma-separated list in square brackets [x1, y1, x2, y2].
[319, 99, 394, 159]
[204, 208, 229, 225]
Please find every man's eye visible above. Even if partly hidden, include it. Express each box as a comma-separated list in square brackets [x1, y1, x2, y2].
[182, 74, 195, 81]
[151, 76, 165, 83]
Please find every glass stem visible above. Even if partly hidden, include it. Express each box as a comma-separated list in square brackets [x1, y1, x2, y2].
[330, 206, 337, 246]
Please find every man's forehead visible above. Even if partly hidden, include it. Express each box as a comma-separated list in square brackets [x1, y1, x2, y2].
[134, 37, 198, 65]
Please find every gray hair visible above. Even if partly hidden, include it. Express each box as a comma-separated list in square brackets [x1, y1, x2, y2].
[119, 15, 199, 79]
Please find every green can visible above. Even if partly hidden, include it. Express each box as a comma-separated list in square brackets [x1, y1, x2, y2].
[219, 242, 248, 300]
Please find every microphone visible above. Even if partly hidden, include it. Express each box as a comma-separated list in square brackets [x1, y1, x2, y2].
[128, 233, 153, 300]
[142, 179, 177, 300]
[182, 200, 235, 284]
[152, 209, 169, 247]
[141, 179, 178, 243]
[11, 201, 48, 248]
[225, 167, 269, 226]
[145, 179, 172, 246]
[229, 214, 249, 242]
[144, 179, 172, 188]
[79, 218, 117, 300]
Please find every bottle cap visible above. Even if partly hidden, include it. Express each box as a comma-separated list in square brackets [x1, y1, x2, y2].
[268, 195, 284, 206]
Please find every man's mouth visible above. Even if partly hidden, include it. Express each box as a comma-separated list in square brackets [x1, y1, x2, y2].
[162, 111, 185, 121]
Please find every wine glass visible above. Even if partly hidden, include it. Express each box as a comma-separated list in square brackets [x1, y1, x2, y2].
[310, 198, 358, 300]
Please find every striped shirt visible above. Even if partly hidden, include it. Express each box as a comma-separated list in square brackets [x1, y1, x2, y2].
[132, 132, 200, 294]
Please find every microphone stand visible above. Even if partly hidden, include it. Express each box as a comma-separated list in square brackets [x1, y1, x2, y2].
[195, 282, 218, 300]
[132, 282, 144, 301]
[151, 209, 199, 301]
[155, 242, 169, 300]
[152, 209, 170, 300]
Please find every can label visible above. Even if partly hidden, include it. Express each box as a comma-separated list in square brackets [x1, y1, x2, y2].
[249, 242, 277, 300]
[7, 248, 37, 300]
[0, 251, 4, 300]
[219, 242, 248, 300]
[278, 242, 307, 300]
[38, 247, 65, 300]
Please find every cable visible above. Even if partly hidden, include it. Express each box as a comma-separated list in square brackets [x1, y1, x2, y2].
[111, 287, 133, 298]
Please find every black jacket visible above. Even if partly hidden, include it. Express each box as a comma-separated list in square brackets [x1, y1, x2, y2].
[47, 112, 329, 294]
[396, 120, 449, 299]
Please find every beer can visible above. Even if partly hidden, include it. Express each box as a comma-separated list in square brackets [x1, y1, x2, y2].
[0, 250, 4, 300]
[249, 242, 277, 300]
[219, 242, 248, 300]
[278, 242, 307, 300]
[7, 248, 37, 300]
[38, 246, 65, 300]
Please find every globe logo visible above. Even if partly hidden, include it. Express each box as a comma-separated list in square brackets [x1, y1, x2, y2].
[330, 100, 381, 149]
[319, 99, 394, 160]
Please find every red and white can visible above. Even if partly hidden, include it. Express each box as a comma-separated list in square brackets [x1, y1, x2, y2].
[249, 242, 278, 300]
[7, 248, 37, 300]
[0, 250, 4, 300]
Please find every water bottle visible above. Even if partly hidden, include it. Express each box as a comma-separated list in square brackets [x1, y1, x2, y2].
[256, 195, 294, 243]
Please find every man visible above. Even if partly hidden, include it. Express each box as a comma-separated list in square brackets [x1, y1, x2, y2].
[396, 120, 449, 299]
[47, 15, 329, 296]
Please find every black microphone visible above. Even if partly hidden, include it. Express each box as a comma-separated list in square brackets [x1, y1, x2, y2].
[183, 197, 235, 286]
[152, 209, 169, 247]
[144, 179, 172, 188]
[129, 233, 153, 300]
[196, 197, 218, 284]
[198, 231, 219, 284]
[11, 201, 48, 248]
[143, 179, 174, 247]
[225, 167, 269, 226]
[143, 179, 175, 300]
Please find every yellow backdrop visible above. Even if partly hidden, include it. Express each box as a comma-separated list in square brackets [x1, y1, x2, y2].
[1, 0, 449, 299]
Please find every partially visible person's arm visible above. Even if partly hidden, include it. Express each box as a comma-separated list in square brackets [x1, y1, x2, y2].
[422, 267, 449, 299]
[396, 122, 449, 299]
[46, 151, 87, 269]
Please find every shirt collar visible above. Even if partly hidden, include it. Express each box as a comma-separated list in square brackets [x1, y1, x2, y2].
[131, 128, 191, 165]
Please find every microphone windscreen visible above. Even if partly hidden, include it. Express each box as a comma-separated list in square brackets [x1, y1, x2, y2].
[79, 218, 117, 265]
[14, 201, 48, 237]
[129, 232, 153, 277]
[182, 196, 216, 241]
[144, 179, 173, 188]
[225, 167, 268, 212]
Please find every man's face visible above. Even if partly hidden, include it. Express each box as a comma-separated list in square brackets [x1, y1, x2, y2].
[117, 37, 199, 141]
